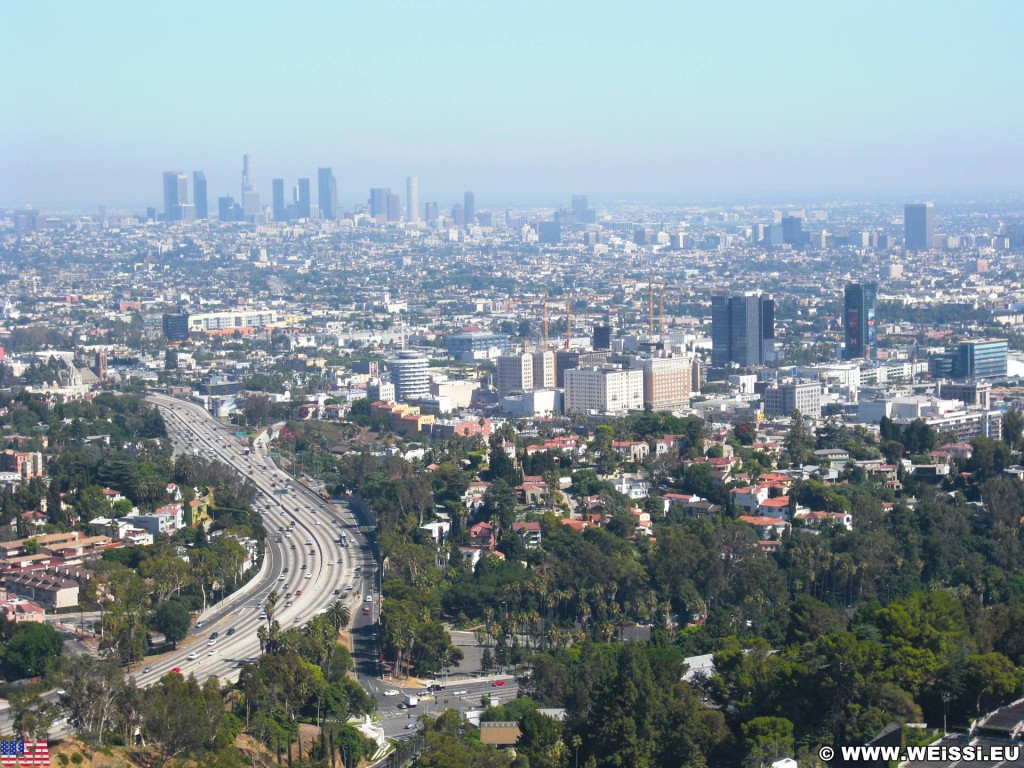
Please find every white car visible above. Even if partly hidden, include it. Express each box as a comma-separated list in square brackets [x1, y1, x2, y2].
[304, 573, 312, 579]
[365, 595, 373, 602]
[327, 561, 334, 566]
[384, 690, 400, 697]
[187, 652, 199, 661]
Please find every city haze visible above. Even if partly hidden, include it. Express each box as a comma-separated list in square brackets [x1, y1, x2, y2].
[3, 1, 1023, 209]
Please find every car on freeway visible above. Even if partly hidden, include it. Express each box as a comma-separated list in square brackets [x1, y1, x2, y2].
[295, 589, 303, 596]
[492, 680, 506, 687]
[171, 667, 182, 674]
[210, 631, 219, 639]
[195, 620, 206, 629]
[365, 595, 373, 602]
[453, 689, 467, 696]
[143, 667, 152, 674]
[187, 652, 199, 660]
[285, 601, 292, 607]
[277, 574, 285, 580]
[208, 650, 217, 656]
[346, 585, 355, 591]
[405, 723, 418, 730]
[293, 616, 302, 623]
[304, 573, 312, 579]
[226, 627, 235, 636]
[363, 608, 370, 616]
[300, 564, 306, 570]
[327, 560, 334, 566]
[333, 588, 341, 595]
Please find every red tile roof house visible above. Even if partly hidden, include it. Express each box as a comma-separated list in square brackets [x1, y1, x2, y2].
[469, 522, 496, 550]
[738, 515, 791, 540]
[517, 476, 549, 505]
[510, 521, 542, 549]
[612, 440, 649, 463]
[731, 485, 771, 515]
[757, 495, 793, 520]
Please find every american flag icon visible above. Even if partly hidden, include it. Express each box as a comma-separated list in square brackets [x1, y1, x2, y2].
[0, 741, 48, 766]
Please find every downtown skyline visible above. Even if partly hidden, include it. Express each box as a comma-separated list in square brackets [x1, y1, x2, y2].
[3, 1, 1024, 208]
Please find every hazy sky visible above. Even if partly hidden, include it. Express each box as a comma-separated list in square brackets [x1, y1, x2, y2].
[3, 0, 1023, 209]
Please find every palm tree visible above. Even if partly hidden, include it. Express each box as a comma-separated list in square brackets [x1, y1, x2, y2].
[256, 624, 267, 653]
[264, 590, 280, 626]
[326, 600, 351, 634]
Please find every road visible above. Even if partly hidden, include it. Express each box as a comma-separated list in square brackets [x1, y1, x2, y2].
[1, 393, 519, 743]
[147, 392, 377, 689]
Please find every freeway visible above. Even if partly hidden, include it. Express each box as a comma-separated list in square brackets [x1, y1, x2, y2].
[145, 392, 378, 689]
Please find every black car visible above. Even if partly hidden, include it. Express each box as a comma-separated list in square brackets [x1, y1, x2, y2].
[210, 631, 219, 640]
[226, 627, 236, 636]
[283, 567, 289, 573]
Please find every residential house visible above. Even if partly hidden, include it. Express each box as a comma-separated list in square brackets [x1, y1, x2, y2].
[737, 515, 791, 539]
[469, 522, 496, 550]
[3, 570, 80, 609]
[510, 521, 542, 549]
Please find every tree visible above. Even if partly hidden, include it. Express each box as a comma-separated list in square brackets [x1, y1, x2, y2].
[151, 599, 191, 648]
[9, 690, 58, 741]
[734, 423, 757, 446]
[741, 717, 794, 768]
[482, 479, 518, 532]
[964, 652, 1022, 714]
[145, 673, 214, 768]
[784, 411, 814, 467]
[1003, 408, 1024, 452]
[969, 436, 1011, 479]
[487, 434, 519, 486]
[3, 621, 63, 679]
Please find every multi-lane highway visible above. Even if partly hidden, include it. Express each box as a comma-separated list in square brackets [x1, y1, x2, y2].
[146, 392, 378, 689]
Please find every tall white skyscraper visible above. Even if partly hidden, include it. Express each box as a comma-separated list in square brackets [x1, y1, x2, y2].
[241, 154, 259, 218]
[406, 176, 419, 222]
[241, 154, 256, 197]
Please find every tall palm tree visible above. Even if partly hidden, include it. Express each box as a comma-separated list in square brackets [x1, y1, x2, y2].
[264, 590, 280, 626]
[326, 600, 351, 634]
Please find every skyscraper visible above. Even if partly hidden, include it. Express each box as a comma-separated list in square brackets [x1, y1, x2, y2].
[241, 154, 256, 198]
[192, 171, 207, 219]
[387, 192, 401, 222]
[424, 202, 438, 225]
[162, 171, 187, 222]
[272, 178, 286, 221]
[389, 351, 430, 401]
[241, 154, 259, 219]
[297, 178, 311, 219]
[843, 282, 878, 360]
[711, 293, 775, 367]
[572, 195, 588, 219]
[218, 196, 234, 222]
[406, 176, 419, 222]
[370, 188, 390, 219]
[463, 191, 475, 227]
[905, 202, 934, 251]
[318, 167, 337, 220]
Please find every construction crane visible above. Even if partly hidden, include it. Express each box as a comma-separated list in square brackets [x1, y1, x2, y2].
[542, 295, 549, 350]
[565, 298, 572, 349]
